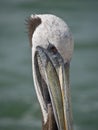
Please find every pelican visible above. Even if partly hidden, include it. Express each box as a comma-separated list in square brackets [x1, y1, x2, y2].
[27, 14, 74, 130]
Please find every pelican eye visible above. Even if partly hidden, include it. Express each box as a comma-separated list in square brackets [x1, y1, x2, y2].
[50, 46, 57, 53]
[47, 43, 57, 54]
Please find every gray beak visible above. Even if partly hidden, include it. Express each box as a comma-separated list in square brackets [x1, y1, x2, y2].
[34, 46, 73, 130]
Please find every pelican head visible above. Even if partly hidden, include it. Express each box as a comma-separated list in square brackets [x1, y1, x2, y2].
[27, 14, 74, 130]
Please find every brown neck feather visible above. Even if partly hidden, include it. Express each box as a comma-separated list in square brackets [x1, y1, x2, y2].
[42, 104, 58, 130]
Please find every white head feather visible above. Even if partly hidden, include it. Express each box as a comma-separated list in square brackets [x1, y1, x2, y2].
[31, 14, 74, 62]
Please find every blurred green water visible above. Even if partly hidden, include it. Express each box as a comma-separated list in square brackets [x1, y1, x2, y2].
[0, 0, 98, 130]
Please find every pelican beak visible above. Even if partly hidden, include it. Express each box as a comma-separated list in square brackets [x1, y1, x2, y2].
[34, 46, 73, 130]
